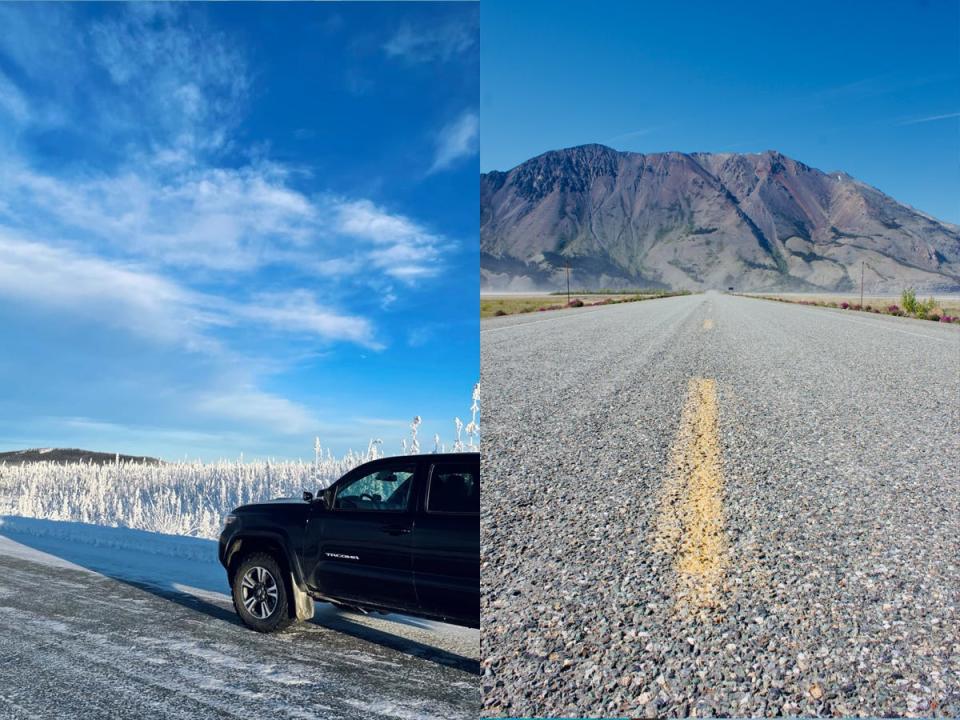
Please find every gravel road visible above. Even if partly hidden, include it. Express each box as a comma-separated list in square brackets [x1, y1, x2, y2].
[480, 292, 960, 718]
[0, 536, 478, 720]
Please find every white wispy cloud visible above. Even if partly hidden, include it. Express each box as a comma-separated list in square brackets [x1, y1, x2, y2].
[0, 163, 308, 271]
[429, 111, 478, 174]
[331, 198, 443, 279]
[0, 69, 29, 124]
[0, 228, 381, 435]
[238, 290, 380, 349]
[896, 111, 960, 126]
[0, 159, 449, 282]
[0, 4, 453, 284]
[87, 4, 248, 158]
[0, 230, 213, 349]
[0, 4, 246, 163]
[383, 19, 476, 64]
[0, 231, 379, 349]
[606, 126, 660, 144]
[0, 3, 462, 449]
[56, 416, 234, 448]
[194, 388, 319, 435]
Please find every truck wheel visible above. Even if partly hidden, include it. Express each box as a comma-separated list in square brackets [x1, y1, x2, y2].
[231, 552, 294, 633]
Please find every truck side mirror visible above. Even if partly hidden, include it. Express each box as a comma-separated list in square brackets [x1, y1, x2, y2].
[302, 490, 314, 503]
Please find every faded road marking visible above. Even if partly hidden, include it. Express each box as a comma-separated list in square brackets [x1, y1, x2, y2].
[702, 319, 714, 330]
[653, 378, 728, 615]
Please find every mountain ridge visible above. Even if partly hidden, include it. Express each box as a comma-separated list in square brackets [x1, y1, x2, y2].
[481, 144, 960, 292]
[0, 448, 163, 465]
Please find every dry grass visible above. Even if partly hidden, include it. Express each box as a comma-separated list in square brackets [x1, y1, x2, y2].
[749, 293, 960, 316]
[480, 292, 673, 318]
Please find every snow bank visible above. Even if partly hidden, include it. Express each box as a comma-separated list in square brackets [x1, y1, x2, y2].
[0, 515, 217, 563]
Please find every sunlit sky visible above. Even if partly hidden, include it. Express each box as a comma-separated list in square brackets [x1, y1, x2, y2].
[0, 2, 479, 460]
[481, 0, 959, 224]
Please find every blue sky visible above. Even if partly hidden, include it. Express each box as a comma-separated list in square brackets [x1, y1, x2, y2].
[0, 2, 479, 461]
[481, 0, 960, 224]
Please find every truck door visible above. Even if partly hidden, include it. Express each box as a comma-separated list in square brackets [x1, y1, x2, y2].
[413, 459, 480, 626]
[306, 459, 419, 611]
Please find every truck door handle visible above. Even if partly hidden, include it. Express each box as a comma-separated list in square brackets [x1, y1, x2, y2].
[382, 525, 411, 536]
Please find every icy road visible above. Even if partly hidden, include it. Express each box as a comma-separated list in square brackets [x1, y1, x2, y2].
[0, 516, 479, 720]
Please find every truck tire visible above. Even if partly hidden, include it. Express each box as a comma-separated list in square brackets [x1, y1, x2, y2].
[231, 552, 294, 633]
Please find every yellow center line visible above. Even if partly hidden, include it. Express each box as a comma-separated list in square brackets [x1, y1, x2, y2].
[652, 378, 728, 616]
[702, 319, 714, 330]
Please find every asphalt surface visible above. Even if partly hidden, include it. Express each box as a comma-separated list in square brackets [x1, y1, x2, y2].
[480, 292, 960, 718]
[0, 545, 479, 719]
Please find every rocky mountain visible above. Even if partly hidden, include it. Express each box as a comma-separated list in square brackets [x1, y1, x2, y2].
[481, 145, 960, 292]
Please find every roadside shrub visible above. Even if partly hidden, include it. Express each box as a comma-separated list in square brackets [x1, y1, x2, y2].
[864, 305, 873, 311]
[928, 314, 940, 321]
[887, 304, 900, 314]
[568, 299, 584, 308]
[851, 303, 861, 311]
[901, 287, 918, 314]
[901, 287, 937, 318]
[494, 309, 507, 316]
[942, 315, 955, 323]
[840, 301, 850, 309]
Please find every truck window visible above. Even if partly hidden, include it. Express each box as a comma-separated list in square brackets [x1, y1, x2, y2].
[426, 464, 479, 514]
[334, 466, 416, 511]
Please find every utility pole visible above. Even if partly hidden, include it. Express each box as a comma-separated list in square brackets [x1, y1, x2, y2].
[566, 265, 571, 304]
[860, 261, 864, 309]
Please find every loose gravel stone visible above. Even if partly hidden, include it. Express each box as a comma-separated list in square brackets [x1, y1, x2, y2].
[481, 293, 960, 718]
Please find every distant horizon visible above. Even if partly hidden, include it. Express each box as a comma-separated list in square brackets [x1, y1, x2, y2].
[0, 442, 449, 464]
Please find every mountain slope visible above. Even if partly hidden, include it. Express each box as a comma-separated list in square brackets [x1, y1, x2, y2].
[0, 448, 162, 465]
[480, 145, 960, 292]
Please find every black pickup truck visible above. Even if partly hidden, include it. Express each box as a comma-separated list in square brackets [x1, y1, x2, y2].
[218, 452, 479, 633]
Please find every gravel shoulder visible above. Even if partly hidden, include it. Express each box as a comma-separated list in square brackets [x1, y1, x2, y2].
[481, 291, 960, 718]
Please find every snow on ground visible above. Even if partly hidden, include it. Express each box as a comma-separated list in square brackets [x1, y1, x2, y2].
[0, 397, 482, 715]
[0, 518, 478, 719]
[0, 515, 478, 657]
[0, 515, 223, 589]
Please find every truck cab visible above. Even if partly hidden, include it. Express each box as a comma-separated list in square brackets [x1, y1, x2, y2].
[219, 452, 479, 633]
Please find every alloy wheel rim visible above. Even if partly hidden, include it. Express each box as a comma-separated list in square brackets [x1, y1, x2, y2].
[240, 566, 279, 619]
